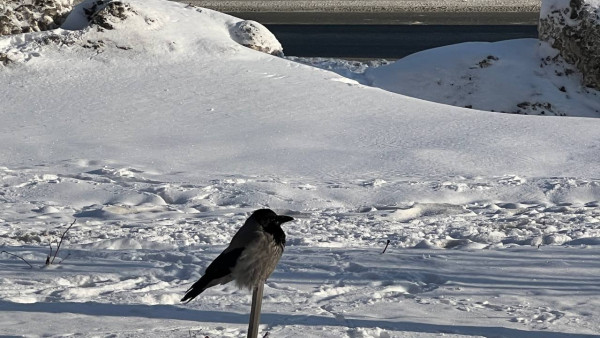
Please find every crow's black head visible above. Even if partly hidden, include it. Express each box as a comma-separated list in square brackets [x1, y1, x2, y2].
[251, 208, 294, 227]
[251, 209, 293, 246]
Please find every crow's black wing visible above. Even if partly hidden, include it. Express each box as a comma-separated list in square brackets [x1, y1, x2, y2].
[181, 247, 244, 303]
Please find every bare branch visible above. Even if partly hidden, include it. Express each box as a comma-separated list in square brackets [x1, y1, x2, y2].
[1, 250, 33, 269]
[51, 219, 76, 264]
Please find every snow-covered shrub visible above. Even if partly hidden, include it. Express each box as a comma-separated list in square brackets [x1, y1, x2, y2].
[229, 20, 283, 56]
[0, 0, 73, 35]
[539, 0, 600, 89]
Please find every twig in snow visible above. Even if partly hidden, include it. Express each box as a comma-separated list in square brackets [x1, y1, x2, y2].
[263, 333, 270, 338]
[49, 219, 76, 265]
[381, 239, 391, 254]
[58, 253, 71, 264]
[46, 242, 53, 265]
[1, 250, 33, 269]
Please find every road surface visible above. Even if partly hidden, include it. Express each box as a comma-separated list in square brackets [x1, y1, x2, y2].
[181, 0, 540, 13]
[268, 24, 538, 59]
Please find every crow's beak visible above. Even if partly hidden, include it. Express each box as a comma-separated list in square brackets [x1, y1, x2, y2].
[277, 215, 294, 224]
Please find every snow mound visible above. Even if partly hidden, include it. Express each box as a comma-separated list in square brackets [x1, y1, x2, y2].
[363, 39, 600, 117]
[229, 20, 283, 56]
[1, 0, 283, 68]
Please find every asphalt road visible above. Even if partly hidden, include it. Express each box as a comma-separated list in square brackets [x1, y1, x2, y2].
[223, 10, 539, 59]
[182, 0, 540, 13]
[264, 24, 539, 59]
[229, 11, 539, 25]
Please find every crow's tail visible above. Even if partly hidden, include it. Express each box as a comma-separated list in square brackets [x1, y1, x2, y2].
[181, 248, 242, 303]
[181, 276, 209, 303]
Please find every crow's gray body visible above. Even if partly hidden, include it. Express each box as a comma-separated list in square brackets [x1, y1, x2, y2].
[181, 209, 292, 303]
[232, 229, 285, 289]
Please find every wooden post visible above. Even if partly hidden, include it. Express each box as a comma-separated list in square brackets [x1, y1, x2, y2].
[247, 283, 264, 338]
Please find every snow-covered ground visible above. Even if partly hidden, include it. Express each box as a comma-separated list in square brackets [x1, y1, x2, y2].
[1, 0, 600, 337]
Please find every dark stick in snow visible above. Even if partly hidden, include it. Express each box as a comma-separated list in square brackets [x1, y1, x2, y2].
[248, 284, 264, 338]
[1, 250, 33, 269]
[381, 239, 391, 254]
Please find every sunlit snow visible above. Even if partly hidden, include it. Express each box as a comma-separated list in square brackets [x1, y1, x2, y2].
[1, 0, 599, 337]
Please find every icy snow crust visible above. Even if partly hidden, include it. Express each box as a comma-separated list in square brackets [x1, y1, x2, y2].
[1, 0, 600, 337]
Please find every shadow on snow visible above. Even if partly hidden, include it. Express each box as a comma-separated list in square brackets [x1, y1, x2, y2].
[0, 300, 597, 338]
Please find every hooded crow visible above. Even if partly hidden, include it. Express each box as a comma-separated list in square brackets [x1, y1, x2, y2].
[181, 208, 293, 303]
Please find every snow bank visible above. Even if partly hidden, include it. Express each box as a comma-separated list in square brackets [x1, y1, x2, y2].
[360, 39, 600, 117]
[1, 0, 284, 68]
